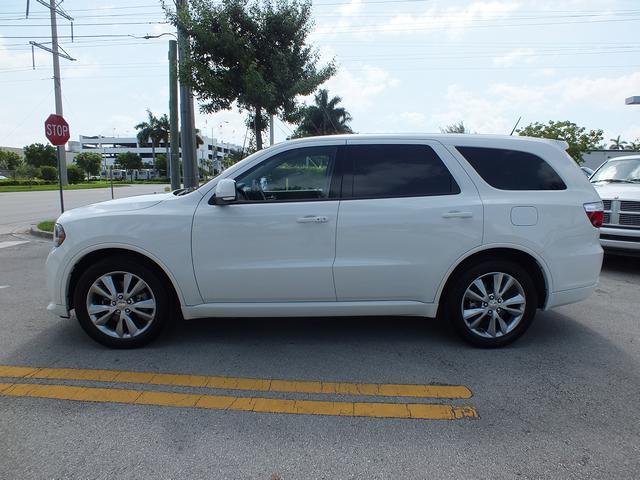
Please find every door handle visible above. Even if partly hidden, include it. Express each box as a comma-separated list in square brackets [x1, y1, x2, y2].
[442, 210, 473, 219]
[296, 215, 329, 224]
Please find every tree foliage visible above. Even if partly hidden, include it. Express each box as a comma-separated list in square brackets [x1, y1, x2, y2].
[168, 0, 335, 150]
[16, 163, 39, 180]
[609, 135, 627, 150]
[117, 152, 143, 171]
[23, 143, 56, 168]
[66, 164, 84, 184]
[155, 154, 168, 175]
[517, 120, 603, 164]
[0, 150, 23, 170]
[135, 109, 168, 166]
[74, 152, 103, 177]
[39, 165, 58, 182]
[440, 121, 468, 134]
[292, 89, 353, 138]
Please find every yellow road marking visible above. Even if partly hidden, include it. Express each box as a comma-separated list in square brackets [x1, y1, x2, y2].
[0, 365, 472, 399]
[0, 382, 478, 420]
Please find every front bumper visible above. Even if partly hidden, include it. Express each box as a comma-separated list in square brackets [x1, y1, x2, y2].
[47, 302, 69, 318]
[600, 226, 640, 252]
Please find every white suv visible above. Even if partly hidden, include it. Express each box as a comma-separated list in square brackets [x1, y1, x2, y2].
[46, 134, 604, 348]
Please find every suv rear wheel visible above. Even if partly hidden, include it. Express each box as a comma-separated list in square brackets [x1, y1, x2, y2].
[447, 260, 538, 348]
[73, 256, 170, 348]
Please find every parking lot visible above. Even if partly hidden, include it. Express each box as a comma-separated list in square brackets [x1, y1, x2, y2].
[1, 233, 639, 479]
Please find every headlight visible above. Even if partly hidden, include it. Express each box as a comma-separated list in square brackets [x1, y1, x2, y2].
[53, 223, 66, 247]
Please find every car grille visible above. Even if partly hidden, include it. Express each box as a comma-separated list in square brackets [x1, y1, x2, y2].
[620, 213, 640, 226]
[601, 199, 640, 228]
[621, 201, 640, 212]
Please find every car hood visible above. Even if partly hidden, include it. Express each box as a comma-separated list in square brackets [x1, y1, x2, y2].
[592, 183, 640, 200]
[58, 192, 173, 223]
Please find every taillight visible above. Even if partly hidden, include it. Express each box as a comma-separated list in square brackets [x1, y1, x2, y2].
[584, 201, 604, 228]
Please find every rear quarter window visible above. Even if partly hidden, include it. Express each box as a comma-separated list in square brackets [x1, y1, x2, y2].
[456, 146, 566, 190]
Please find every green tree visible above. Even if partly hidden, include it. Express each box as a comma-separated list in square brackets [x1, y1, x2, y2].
[155, 154, 168, 176]
[0, 150, 23, 170]
[39, 165, 58, 182]
[292, 89, 353, 138]
[74, 152, 103, 177]
[626, 139, 640, 151]
[135, 109, 166, 167]
[440, 121, 468, 134]
[16, 163, 39, 180]
[117, 151, 143, 171]
[517, 120, 604, 164]
[609, 135, 627, 150]
[23, 143, 56, 168]
[66, 164, 84, 184]
[168, 0, 335, 150]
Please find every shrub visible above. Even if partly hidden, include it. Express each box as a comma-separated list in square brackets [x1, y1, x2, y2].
[40, 165, 58, 182]
[15, 163, 40, 180]
[66, 164, 85, 184]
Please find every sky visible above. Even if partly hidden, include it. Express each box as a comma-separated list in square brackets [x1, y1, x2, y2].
[1, 0, 639, 150]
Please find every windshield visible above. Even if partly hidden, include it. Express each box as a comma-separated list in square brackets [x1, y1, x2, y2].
[590, 158, 640, 184]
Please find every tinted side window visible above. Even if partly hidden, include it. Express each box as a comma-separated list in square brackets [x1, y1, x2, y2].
[348, 144, 460, 198]
[456, 146, 566, 190]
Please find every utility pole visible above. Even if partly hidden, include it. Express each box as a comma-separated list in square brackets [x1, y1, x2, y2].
[29, 0, 75, 187]
[168, 39, 180, 190]
[270, 114, 275, 146]
[176, 0, 198, 189]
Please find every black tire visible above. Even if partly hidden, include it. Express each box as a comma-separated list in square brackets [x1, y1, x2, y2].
[445, 260, 538, 348]
[73, 255, 171, 348]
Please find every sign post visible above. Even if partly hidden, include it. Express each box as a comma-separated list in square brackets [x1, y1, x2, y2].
[45, 113, 70, 214]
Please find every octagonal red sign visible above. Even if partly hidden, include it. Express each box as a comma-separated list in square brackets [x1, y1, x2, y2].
[44, 114, 70, 146]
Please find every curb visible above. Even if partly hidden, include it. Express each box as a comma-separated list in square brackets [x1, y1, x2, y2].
[30, 226, 53, 240]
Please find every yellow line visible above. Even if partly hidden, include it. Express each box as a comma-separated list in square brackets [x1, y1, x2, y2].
[0, 365, 472, 399]
[0, 382, 478, 420]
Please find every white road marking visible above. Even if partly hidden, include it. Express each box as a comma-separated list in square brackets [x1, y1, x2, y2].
[0, 285, 9, 289]
[0, 241, 29, 250]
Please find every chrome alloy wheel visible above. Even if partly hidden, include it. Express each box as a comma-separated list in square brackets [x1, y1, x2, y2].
[461, 272, 526, 338]
[85, 271, 157, 339]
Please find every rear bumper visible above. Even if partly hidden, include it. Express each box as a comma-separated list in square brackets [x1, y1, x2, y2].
[545, 282, 598, 310]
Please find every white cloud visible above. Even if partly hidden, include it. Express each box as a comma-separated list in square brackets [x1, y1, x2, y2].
[324, 64, 399, 110]
[493, 48, 536, 66]
[380, 1, 521, 37]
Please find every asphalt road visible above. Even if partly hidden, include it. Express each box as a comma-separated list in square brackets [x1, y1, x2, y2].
[0, 235, 639, 479]
[0, 184, 169, 234]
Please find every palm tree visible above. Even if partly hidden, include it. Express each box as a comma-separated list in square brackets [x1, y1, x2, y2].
[292, 89, 353, 138]
[135, 109, 165, 168]
[609, 135, 628, 150]
[625, 140, 640, 151]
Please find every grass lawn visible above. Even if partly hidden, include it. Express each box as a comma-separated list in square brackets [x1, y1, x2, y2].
[0, 181, 167, 193]
[37, 220, 55, 232]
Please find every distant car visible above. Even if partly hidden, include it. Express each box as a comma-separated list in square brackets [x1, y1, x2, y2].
[46, 134, 603, 349]
[0, 175, 7, 180]
[591, 155, 640, 255]
[580, 166, 594, 177]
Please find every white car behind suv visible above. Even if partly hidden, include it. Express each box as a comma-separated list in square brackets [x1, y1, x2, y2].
[590, 155, 640, 254]
[46, 134, 604, 348]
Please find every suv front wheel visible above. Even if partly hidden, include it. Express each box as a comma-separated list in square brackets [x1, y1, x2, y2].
[447, 260, 538, 348]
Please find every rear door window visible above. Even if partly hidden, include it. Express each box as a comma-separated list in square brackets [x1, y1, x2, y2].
[456, 146, 566, 190]
[345, 144, 460, 199]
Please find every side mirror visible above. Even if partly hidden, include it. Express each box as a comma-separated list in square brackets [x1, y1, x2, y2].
[213, 178, 237, 205]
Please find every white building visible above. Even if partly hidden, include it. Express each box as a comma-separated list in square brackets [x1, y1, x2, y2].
[66, 134, 241, 173]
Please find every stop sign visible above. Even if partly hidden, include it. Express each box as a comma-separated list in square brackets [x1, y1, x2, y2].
[45, 114, 70, 146]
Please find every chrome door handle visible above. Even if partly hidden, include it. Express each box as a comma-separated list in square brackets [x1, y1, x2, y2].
[442, 211, 473, 219]
[296, 215, 329, 224]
